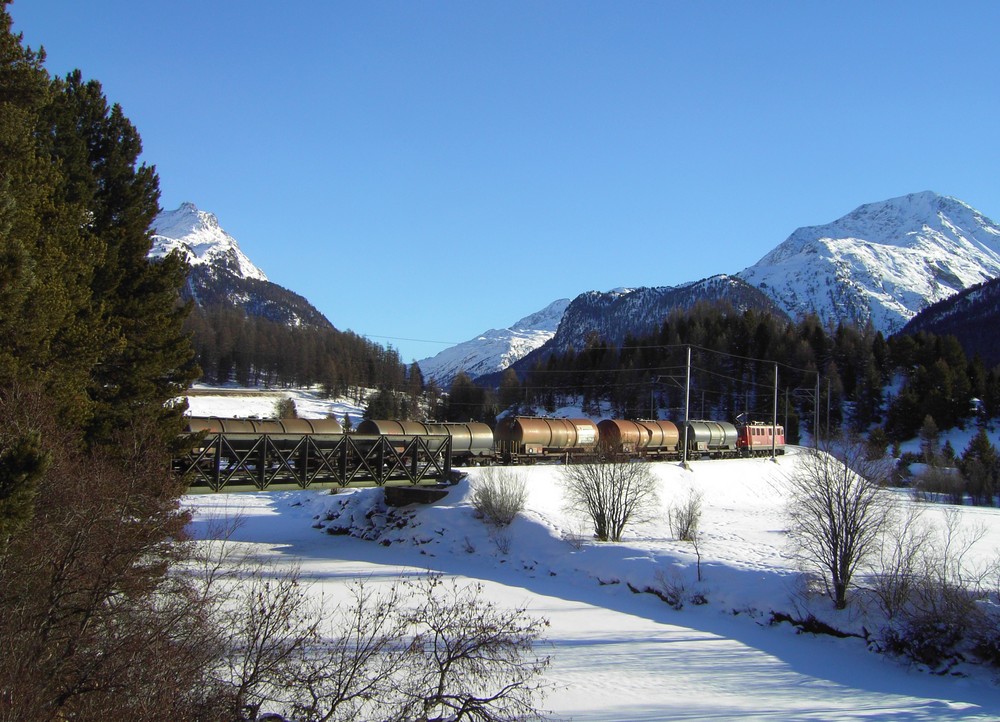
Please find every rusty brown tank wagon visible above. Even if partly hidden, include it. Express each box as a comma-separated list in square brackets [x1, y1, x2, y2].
[494, 416, 599, 464]
[177, 416, 452, 493]
[597, 419, 681, 459]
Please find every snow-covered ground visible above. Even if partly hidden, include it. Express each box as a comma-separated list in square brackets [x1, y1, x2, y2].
[181, 388, 1000, 720]
[184, 384, 366, 427]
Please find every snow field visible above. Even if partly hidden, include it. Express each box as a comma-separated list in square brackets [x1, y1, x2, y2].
[183, 447, 1000, 720]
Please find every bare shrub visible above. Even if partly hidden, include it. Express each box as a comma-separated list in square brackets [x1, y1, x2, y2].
[197, 556, 551, 722]
[471, 467, 528, 527]
[652, 568, 687, 610]
[868, 506, 931, 621]
[912, 464, 964, 505]
[274, 397, 298, 419]
[787, 437, 893, 610]
[561, 461, 659, 542]
[492, 528, 513, 555]
[669, 488, 703, 542]
[395, 575, 551, 722]
[868, 508, 994, 671]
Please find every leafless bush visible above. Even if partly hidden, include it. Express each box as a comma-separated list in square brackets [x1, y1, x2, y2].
[912, 465, 964, 505]
[492, 528, 513, 555]
[669, 488, 703, 542]
[867, 507, 995, 670]
[195, 552, 551, 722]
[471, 467, 528, 527]
[868, 506, 931, 621]
[652, 568, 687, 610]
[561, 461, 659, 542]
[787, 438, 893, 610]
[394, 575, 551, 722]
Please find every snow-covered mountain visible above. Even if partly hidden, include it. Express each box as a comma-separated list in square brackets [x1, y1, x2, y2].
[738, 192, 1000, 334]
[417, 299, 570, 387]
[150, 203, 333, 329]
[542, 275, 787, 357]
[151, 202, 267, 282]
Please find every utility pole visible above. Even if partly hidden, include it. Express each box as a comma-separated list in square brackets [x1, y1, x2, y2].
[815, 374, 821, 449]
[772, 363, 778, 461]
[683, 345, 691, 468]
[826, 377, 831, 439]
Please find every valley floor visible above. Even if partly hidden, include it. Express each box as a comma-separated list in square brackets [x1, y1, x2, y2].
[183, 450, 1000, 721]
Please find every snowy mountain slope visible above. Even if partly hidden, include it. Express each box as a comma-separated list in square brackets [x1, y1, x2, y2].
[542, 275, 788, 357]
[149, 203, 333, 329]
[151, 202, 267, 282]
[417, 299, 570, 387]
[738, 192, 1000, 333]
[427, 277, 784, 386]
[902, 276, 1000, 367]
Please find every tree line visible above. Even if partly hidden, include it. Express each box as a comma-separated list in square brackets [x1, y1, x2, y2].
[185, 303, 411, 396]
[499, 301, 1000, 443]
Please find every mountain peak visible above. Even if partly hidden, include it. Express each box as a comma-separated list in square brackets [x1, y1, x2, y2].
[738, 192, 1000, 333]
[418, 299, 571, 387]
[150, 203, 267, 282]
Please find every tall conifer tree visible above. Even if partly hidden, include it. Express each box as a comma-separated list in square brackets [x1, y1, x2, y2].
[41, 70, 199, 447]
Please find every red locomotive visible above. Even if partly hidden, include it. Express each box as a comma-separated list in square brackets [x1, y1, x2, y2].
[736, 420, 785, 458]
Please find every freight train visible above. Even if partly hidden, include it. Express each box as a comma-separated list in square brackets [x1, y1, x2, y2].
[177, 415, 784, 493]
[488, 416, 783, 463]
[183, 415, 784, 467]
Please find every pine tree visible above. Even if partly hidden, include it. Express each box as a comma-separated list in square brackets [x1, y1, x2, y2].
[39, 69, 199, 448]
[960, 429, 999, 506]
[0, 12, 103, 428]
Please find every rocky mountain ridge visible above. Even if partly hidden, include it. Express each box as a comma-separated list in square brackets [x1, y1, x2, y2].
[416, 299, 570, 386]
[151, 193, 1000, 389]
[737, 191, 1000, 333]
[543, 275, 788, 358]
[902, 276, 1000, 367]
[151, 202, 268, 282]
[441, 192, 1000, 386]
[150, 203, 333, 329]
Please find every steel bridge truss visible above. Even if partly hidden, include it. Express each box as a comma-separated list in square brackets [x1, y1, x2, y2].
[176, 433, 453, 493]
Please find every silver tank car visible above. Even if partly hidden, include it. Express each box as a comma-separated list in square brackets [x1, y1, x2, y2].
[356, 420, 495, 464]
[184, 416, 344, 435]
[683, 420, 739, 458]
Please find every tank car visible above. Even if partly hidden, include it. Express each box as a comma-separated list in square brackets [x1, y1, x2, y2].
[736, 421, 785, 457]
[596, 419, 680, 459]
[185, 416, 344, 435]
[181, 416, 349, 484]
[183, 416, 345, 458]
[683, 420, 739, 459]
[356, 420, 494, 465]
[494, 416, 599, 463]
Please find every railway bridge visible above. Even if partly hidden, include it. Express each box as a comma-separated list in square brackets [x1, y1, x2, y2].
[175, 417, 455, 499]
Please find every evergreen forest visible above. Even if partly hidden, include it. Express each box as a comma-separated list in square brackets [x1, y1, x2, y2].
[505, 302, 1000, 445]
[185, 303, 414, 395]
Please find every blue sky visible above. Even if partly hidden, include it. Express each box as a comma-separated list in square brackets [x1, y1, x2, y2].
[11, 1, 1000, 363]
